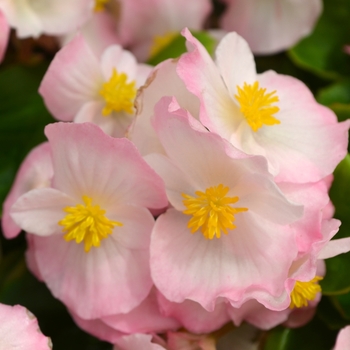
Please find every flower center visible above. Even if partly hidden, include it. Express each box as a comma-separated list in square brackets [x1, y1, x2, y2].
[94, 0, 109, 12]
[149, 31, 178, 58]
[235, 81, 280, 132]
[289, 276, 323, 309]
[99, 68, 137, 116]
[58, 195, 122, 252]
[182, 184, 248, 239]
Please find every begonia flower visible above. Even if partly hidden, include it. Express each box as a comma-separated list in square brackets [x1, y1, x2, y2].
[39, 34, 152, 138]
[0, 303, 52, 349]
[0, 10, 9, 62]
[219, 0, 322, 54]
[10, 122, 167, 319]
[0, 0, 92, 38]
[334, 326, 350, 350]
[2, 142, 53, 239]
[115, 0, 212, 61]
[177, 29, 350, 183]
[147, 96, 303, 311]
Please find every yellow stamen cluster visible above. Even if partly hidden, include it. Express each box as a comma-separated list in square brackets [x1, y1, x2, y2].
[94, 0, 109, 12]
[99, 68, 137, 116]
[289, 276, 323, 309]
[235, 81, 280, 132]
[182, 184, 248, 239]
[149, 32, 178, 58]
[58, 195, 122, 253]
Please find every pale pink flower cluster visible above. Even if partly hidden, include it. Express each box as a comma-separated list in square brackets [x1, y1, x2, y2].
[1, 1, 347, 349]
[0, 0, 323, 64]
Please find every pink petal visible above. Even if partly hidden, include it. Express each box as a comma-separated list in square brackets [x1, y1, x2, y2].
[70, 311, 125, 343]
[45, 122, 167, 210]
[178, 29, 237, 136]
[2, 142, 53, 239]
[318, 237, 350, 260]
[151, 209, 297, 311]
[10, 188, 74, 236]
[130, 58, 200, 156]
[257, 71, 350, 183]
[228, 300, 290, 330]
[102, 288, 180, 334]
[74, 100, 134, 138]
[334, 326, 350, 350]
[220, 0, 322, 54]
[39, 34, 103, 122]
[0, 303, 52, 349]
[60, 11, 121, 58]
[100, 45, 138, 81]
[32, 206, 154, 319]
[157, 292, 230, 334]
[215, 31, 256, 96]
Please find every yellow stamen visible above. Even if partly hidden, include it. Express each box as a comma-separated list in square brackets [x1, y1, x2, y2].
[94, 0, 109, 12]
[58, 195, 122, 253]
[182, 184, 248, 239]
[235, 81, 280, 132]
[99, 68, 137, 116]
[149, 31, 178, 58]
[289, 276, 323, 309]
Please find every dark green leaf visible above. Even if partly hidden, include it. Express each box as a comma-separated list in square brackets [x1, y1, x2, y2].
[289, 0, 350, 79]
[0, 64, 54, 209]
[263, 316, 337, 350]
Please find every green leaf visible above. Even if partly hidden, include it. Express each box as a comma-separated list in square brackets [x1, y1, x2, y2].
[331, 292, 350, 321]
[289, 0, 350, 79]
[263, 316, 337, 350]
[0, 64, 54, 209]
[147, 30, 216, 66]
[317, 80, 350, 124]
[322, 155, 350, 295]
[317, 296, 348, 330]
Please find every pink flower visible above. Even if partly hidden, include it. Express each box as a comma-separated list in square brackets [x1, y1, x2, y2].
[2, 142, 53, 239]
[334, 326, 350, 350]
[219, 0, 322, 54]
[0, 303, 52, 349]
[0, 0, 92, 38]
[177, 29, 349, 183]
[10, 122, 167, 319]
[39, 34, 152, 137]
[147, 96, 303, 311]
[116, 0, 212, 61]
